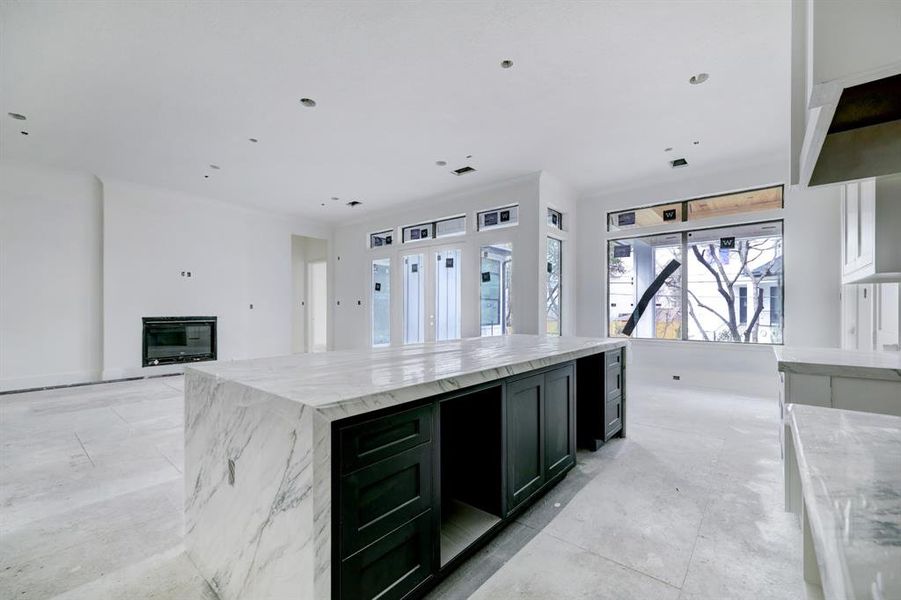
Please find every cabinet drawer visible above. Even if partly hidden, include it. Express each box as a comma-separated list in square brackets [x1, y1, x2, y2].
[340, 443, 433, 557]
[606, 364, 623, 397]
[605, 393, 622, 438]
[340, 404, 433, 474]
[340, 510, 433, 600]
[606, 348, 623, 369]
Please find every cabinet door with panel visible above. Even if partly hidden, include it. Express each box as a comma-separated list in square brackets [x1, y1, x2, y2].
[505, 373, 545, 512]
[543, 365, 575, 481]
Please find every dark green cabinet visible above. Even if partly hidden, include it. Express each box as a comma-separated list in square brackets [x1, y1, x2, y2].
[505, 373, 545, 511]
[544, 364, 575, 480]
[334, 354, 618, 600]
[506, 364, 575, 513]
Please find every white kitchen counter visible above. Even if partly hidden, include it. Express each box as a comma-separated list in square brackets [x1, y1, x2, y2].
[774, 346, 901, 381]
[785, 404, 901, 600]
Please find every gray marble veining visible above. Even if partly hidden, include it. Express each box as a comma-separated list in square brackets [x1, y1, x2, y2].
[775, 346, 901, 381]
[184, 335, 626, 600]
[787, 404, 901, 600]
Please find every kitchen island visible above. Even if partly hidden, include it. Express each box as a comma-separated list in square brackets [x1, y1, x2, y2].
[184, 335, 627, 600]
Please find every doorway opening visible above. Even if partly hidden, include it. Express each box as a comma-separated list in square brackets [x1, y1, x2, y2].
[291, 235, 329, 353]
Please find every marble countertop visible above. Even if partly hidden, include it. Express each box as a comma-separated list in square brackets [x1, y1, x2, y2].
[787, 404, 901, 599]
[774, 346, 901, 381]
[186, 335, 626, 420]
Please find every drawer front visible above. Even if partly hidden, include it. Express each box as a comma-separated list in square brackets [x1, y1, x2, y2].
[340, 443, 433, 557]
[606, 363, 623, 397]
[605, 393, 622, 438]
[340, 510, 433, 600]
[340, 404, 433, 474]
[606, 348, 623, 369]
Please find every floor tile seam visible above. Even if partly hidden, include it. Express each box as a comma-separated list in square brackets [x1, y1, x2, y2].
[73, 432, 96, 467]
[678, 490, 715, 590]
[542, 529, 683, 591]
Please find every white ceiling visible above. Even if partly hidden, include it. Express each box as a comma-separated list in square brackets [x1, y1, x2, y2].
[0, 1, 791, 222]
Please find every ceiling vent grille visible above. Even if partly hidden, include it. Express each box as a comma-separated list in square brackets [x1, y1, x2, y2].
[670, 158, 688, 168]
[452, 166, 477, 176]
[346, 200, 362, 207]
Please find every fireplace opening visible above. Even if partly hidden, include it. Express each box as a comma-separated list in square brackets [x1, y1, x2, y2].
[142, 316, 217, 367]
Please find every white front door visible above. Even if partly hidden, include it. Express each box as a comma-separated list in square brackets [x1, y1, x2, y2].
[401, 245, 463, 344]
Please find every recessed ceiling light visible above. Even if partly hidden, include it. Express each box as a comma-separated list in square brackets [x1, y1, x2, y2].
[664, 147, 673, 152]
[209, 164, 221, 170]
[20, 131, 29, 136]
[465, 154, 472, 159]
[500, 60, 514, 69]
[299, 98, 317, 107]
[689, 73, 709, 85]
[249, 138, 259, 143]
[321, 203, 325, 206]
[693, 140, 700, 145]
[204, 175, 209, 179]
[331, 196, 339, 201]
[8, 112, 26, 120]
[435, 160, 447, 167]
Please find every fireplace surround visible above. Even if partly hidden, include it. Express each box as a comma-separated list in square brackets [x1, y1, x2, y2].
[142, 316, 217, 367]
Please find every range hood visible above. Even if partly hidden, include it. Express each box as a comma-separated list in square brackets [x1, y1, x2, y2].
[804, 73, 901, 187]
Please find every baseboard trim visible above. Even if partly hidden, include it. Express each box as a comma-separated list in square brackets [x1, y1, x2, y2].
[0, 372, 182, 396]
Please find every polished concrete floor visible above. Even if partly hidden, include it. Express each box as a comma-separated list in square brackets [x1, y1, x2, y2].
[1, 376, 813, 599]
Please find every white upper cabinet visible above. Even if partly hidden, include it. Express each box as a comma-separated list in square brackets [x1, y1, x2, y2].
[841, 177, 901, 284]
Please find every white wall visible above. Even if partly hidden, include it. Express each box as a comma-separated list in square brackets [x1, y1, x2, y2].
[576, 159, 842, 396]
[331, 174, 542, 349]
[101, 178, 329, 379]
[1, 160, 330, 389]
[0, 161, 103, 390]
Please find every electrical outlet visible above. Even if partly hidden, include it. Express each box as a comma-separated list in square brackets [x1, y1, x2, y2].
[249, 304, 253, 309]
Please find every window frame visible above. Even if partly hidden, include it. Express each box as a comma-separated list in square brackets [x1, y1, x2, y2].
[546, 235, 563, 336]
[477, 204, 519, 232]
[606, 184, 784, 233]
[606, 217, 785, 345]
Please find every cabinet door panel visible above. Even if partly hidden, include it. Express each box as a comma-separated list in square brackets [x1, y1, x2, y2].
[544, 365, 575, 480]
[506, 374, 544, 511]
[340, 510, 433, 600]
[340, 443, 432, 556]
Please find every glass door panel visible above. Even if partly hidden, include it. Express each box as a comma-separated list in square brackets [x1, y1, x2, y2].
[371, 258, 391, 347]
[403, 254, 424, 344]
[433, 248, 462, 341]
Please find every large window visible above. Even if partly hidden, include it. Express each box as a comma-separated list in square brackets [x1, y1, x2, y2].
[546, 237, 562, 335]
[480, 243, 513, 336]
[608, 221, 783, 344]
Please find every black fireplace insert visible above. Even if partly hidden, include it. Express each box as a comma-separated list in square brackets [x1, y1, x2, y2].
[142, 316, 217, 367]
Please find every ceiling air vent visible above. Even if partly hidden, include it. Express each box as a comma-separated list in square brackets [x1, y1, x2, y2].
[346, 200, 362, 207]
[452, 166, 477, 176]
[670, 158, 688, 168]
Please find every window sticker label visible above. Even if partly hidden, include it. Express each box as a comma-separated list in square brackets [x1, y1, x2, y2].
[720, 236, 736, 249]
[445, 257, 454, 268]
[485, 212, 499, 226]
[618, 212, 636, 226]
[411, 263, 418, 273]
[481, 271, 491, 282]
[410, 229, 420, 240]
[499, 210, 510, 222]
[374, 282, 381, 291]
[613, 245, 632, 258]
[420, 228, 429, 238]
[663, 209, 677, 221]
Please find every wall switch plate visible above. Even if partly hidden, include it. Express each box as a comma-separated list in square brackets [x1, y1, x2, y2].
[249, 304, 253, 309]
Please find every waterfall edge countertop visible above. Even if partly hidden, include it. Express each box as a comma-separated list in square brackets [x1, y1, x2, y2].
[774, 346, 901, 381]
[186, 334, 627, 421]
[787, 404, 901, 599]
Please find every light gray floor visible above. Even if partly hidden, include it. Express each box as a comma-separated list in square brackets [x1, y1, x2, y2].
[1, 377, 812, 599]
